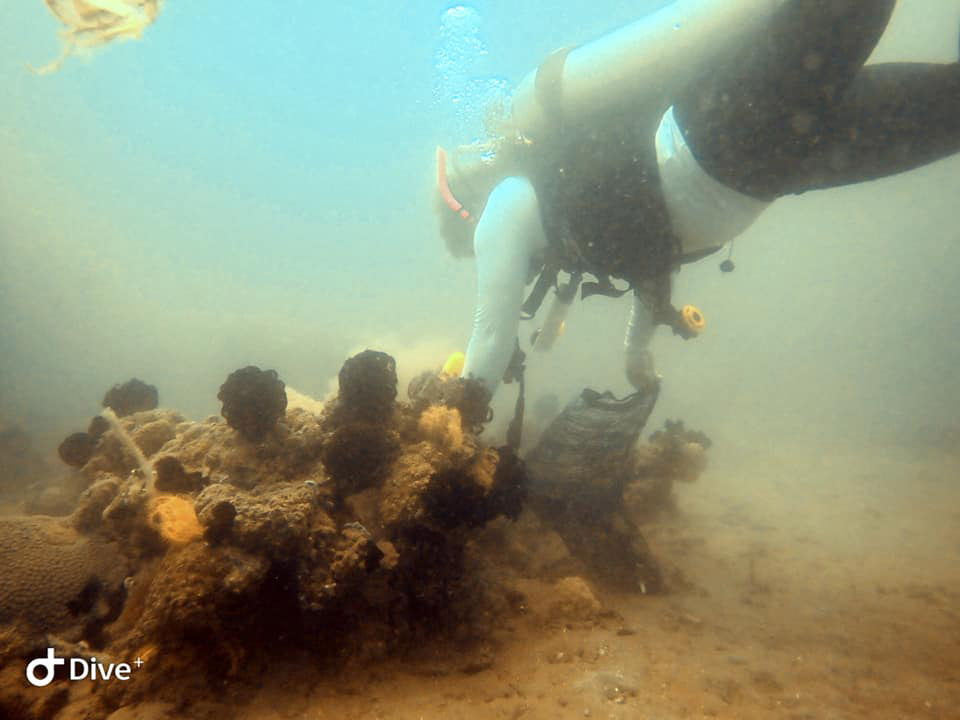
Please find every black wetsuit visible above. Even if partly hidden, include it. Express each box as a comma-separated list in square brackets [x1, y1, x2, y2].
[531, 0, 960, 293]
[676, 0, 960, 200]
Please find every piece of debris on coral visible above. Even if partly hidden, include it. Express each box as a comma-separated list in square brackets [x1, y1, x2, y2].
[0, 353, 708, 718]
[524, 387, 664, 592]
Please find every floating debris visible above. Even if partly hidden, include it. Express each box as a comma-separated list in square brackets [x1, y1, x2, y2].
[32, 0, 164, 75]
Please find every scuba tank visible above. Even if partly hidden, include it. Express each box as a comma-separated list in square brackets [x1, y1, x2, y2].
[531, 274, 580, 352]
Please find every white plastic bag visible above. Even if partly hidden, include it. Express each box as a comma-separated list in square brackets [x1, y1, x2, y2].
[32, 0, 163, 74]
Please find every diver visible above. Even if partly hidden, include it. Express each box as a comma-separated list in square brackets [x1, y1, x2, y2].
[434, 0, 960, 409]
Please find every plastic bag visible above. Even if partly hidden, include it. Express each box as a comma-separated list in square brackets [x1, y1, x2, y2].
[525, 386, 659, 506]
[32, 0, 163, 74]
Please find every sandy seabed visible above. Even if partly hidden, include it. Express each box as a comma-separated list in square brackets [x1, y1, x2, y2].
[165, 444, 959, 720]
[2, 403, 957, 720]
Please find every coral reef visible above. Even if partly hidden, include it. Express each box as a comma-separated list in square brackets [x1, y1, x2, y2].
[0, 350, 531, 717]
[624, 419, 712, 523]
[0, 516, 129, 652]
[407, 372, 493, 432]
[334, 349, 398, 423]
[217, 366, 287, 442]
[146, 495, 203, 546]
[320, 350, 401, 493]
[103, 379, 159, 418]
[321, 421, 399, 493]
[57, 431, 97, 468]
[417, 405, 465, 452]
[525, 388, 664, 591]
[0, 353, 705, 718]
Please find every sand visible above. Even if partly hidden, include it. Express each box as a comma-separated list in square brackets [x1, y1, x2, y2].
[224, 442, 960, 720]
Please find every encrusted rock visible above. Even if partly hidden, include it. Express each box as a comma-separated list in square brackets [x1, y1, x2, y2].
[153, 455, 204, 494]
[103, 378, 159, 417]
[58, 431, 98, 467]
[194, 481, 324, 559]
[379, 442, 524, 533]
[408, 373, 492, 433]
[335, 350, 397, 423]
[217, 366, 287, 442]
[71, 477, 121, 533]
[132, 543, 268, 648]
[132, 419, 177, 457]
[322, 422, 399, 493]
[0, 516, 129, 642]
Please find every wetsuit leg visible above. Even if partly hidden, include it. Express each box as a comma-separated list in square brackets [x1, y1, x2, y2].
[674, 0, 897, 200]
[781, 62, 960, 192]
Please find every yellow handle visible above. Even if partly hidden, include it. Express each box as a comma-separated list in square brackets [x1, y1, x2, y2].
[681, 305, 706, 335]
[441, 351, 466, 377]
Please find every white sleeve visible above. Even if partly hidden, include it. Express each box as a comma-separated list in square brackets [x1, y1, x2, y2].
[511, 0, 783, 134]
[462, 177, 546, 395]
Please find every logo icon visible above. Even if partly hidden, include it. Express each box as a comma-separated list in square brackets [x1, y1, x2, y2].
[25, 648, 66, 688]
[25, 649, 144, 687]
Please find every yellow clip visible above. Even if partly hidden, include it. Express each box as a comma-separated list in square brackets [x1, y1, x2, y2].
[441, 351, 466, 377]
[681, 305, 706, 335]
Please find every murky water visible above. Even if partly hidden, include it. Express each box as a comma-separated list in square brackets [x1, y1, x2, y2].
[2, 2, 958, 718]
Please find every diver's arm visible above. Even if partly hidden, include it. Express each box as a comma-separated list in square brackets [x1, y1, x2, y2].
[462, 177, 547, 395]
[624, 286, 658, 391]
[512, 0, 784, 134]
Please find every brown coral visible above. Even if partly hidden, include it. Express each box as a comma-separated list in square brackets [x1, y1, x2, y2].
[335, 349, 397, 423]
[103, 378, 159, 417]
[217, 366, 287, 442]
[146, 495, 203, 546]
[417, 404, 465, 452]
[0, 517, 129, 647]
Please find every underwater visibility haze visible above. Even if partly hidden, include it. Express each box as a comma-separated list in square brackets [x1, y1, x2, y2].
[1, 1, 959, 718]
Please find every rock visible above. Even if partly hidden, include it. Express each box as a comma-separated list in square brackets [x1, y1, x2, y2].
[88, 414, 110, 439]
[105, 702, 177, 720]
[335, 350, 397, 423]
[153, 455, 204, 494]
[58, 431, 98, 467]
[343, 488, 382, 535]
[217, 366, 287, 442]
[103, 379, 159, 417]
[194, 482, 322, 559]
[407, 373, 492, 433]
[133, 543, 268, 645]
[322, 422, 400, 493]
[0, 662, 70, 720]
[0, 516, 129, 642]
[548, 577, 601, 623]
[378, 443, 523, 533]
[132, 420, 177, 457]
[71, 477, 120, 533]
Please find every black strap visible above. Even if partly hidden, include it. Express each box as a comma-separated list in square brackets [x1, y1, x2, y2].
[521, 265, 558, 319]
[504, 340, 527, 450]
[581, 275, 631, 300]
[556, 272, 582, 303]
